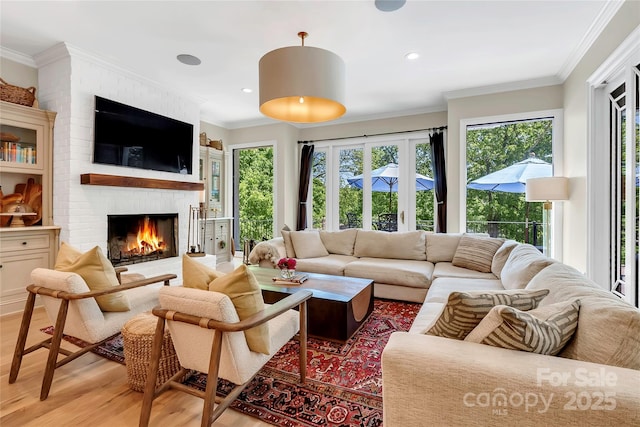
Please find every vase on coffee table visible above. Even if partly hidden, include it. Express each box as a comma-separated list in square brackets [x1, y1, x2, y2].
[280, 268, 296, 279]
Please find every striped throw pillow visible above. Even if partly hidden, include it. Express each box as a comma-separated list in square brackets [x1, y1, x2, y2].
[452, 235, 505, 273]
[425, 289, 549, 339]
[465, 299, 581, 355]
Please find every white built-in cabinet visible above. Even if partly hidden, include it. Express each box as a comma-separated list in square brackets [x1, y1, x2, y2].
[0, 101, 60, 315]
[198, 146, 232, 263]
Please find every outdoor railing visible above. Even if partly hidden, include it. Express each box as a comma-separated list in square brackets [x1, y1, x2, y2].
[467, 220, 542, 245]
[239, 218, 273, 247]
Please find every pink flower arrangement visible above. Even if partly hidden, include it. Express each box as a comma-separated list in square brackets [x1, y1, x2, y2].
[277, 257, 297, 270]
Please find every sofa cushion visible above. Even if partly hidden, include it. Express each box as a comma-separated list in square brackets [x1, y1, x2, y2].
[527, 263, 640, 370]
[426, 233, 462, 263]
[425, 289, 550, 340]
[344, 257, 433, 288]
[54, 242, 131, 312]
[320, 229, 358, 256]
[295, 254, 356, 276]
[409, 302, 445, 334]
[425, 277, 504, 304]
[182, 253, 225, 290]
[208, 264, 270, 355]
[354, 230, 427, 261]
[452, 235, 504, 273]
[281, 227, 296, 258]
[289, 230, 329, 259]
[500, 244, 555, 289]
[432, 262, 498, 280]
[465, 299, 581, 356]
[491, 240, 519, 279]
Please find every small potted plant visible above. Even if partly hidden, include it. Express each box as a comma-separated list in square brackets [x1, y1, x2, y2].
[277, 257, 297, 279]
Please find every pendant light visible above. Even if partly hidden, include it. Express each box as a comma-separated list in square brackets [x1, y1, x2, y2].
[259, 32, 346, 123]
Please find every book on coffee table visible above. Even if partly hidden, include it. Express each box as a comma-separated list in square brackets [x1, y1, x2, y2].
[272, 273, 309, 285]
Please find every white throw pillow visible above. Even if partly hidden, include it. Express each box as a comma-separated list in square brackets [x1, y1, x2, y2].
[320, 229, 358, 255]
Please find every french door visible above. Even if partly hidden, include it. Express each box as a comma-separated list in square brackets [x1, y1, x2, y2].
[309, 132, 437, 232]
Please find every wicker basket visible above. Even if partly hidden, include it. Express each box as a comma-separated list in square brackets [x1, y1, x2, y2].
[121, 312, 181, 392]
[0, 78, 36, 107]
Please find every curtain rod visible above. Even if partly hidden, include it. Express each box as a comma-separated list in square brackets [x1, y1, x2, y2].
[297, 126, 447, 144]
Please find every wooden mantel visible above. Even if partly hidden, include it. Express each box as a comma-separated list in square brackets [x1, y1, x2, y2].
[80, 173, 204, 191]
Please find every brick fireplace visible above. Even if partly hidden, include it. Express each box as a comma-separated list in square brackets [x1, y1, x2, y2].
[107, 214, 178, 266]
[35, 43, 201, 254]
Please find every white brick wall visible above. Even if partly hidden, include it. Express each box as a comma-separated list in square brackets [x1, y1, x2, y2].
[37, 45, 200, 255]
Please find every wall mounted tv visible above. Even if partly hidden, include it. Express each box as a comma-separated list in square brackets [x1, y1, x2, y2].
[93, 96, 194, 174]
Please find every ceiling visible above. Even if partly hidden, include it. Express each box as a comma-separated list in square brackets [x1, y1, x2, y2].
[0, 1, 617, 129]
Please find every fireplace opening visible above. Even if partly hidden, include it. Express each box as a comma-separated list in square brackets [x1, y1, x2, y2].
[107, 213, 178, 266]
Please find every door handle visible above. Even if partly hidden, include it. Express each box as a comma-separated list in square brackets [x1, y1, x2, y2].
[400, 211, 405, 224]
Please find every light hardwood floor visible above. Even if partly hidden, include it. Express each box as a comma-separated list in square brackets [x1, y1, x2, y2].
[0, 306, 269, 426]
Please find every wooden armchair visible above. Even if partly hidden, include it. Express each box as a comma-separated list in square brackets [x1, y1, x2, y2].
[9, 267, 176, 400]
[139, 286, 312, 427]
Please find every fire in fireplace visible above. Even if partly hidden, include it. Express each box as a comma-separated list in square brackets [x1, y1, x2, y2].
[107, 214, 178, 266]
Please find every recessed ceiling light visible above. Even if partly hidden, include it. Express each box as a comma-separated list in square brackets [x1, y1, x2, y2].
[375, 0, 406, 12]
[176, 54, 201, 66]
[241, 88, 253, 93]
[405, 52, 420, 60]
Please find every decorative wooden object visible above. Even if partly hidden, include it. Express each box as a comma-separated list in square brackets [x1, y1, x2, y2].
[80, 174, 204, 191]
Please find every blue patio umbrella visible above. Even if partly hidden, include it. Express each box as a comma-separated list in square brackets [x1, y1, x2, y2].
[467, 156, 552, 243]
[467, 156, 551, 193]
[347, 163, 434, 211]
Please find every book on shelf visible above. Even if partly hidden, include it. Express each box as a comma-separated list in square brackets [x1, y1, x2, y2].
[272, 273, 309, 285]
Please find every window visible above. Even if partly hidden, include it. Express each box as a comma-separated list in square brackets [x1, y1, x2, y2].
[588, 32, 639, 307]
[307, 131, 440, 232]
[462, 111, 563, 257]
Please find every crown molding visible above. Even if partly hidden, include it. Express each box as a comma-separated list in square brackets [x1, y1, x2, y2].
[33, 42, 207, 107]
[556, 0, 625, 81]
[444, 76, 562, 101]
[0, 47, 37, 67]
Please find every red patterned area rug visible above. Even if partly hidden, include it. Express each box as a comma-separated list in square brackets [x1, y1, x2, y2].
[43, 298, 420, 427]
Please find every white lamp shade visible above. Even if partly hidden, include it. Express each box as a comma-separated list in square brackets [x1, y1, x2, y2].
[259, 45, 346, 123]
[525, 177, 569, 201]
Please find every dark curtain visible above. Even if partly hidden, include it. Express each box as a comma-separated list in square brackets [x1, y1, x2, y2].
[430, 131, 447, 233]
[296, 144, 314, 230]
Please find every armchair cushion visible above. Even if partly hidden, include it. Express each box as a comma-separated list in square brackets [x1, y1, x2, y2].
[54, 242, 130, 312]
[159, 286, 299, 385]
[209, 265, 270, 354]
[182, 254, 225, 290]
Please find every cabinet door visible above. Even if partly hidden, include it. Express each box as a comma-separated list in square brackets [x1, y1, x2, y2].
[0, 250, 49, 314]
[209, 153, 222, 213]
[0, 122, 43, 171]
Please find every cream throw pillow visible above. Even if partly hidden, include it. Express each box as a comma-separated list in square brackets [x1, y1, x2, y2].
[182, 254, 225, 290]
[208, 264, 270, 355]
[54, 242, 130, 312]
[289, 230, 329, 259]
[452, 235, 504, 273]
[425, 289, 549, 339]
[465, 300, 581, 356]
[353, 230, 427, 260]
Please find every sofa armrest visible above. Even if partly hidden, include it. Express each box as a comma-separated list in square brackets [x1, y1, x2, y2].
[382, 332, 640, 426]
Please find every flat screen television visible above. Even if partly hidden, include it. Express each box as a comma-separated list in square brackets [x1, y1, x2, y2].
[93, 96, 194, 174]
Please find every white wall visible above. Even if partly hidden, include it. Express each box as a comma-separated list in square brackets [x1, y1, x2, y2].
[562, 1, 640, 275]
[35, 43, 201, 254]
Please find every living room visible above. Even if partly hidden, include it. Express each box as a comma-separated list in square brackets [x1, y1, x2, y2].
[1, 1, 639, 426]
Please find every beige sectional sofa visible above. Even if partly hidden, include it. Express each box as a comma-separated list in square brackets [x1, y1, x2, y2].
[255, 229, 640, 425]
[257, 229, 520, 303]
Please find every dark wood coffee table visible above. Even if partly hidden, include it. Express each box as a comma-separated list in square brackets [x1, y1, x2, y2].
[249, 266, 374, 342]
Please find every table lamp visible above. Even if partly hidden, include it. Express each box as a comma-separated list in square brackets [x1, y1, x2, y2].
[525, 177, 569, 257]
